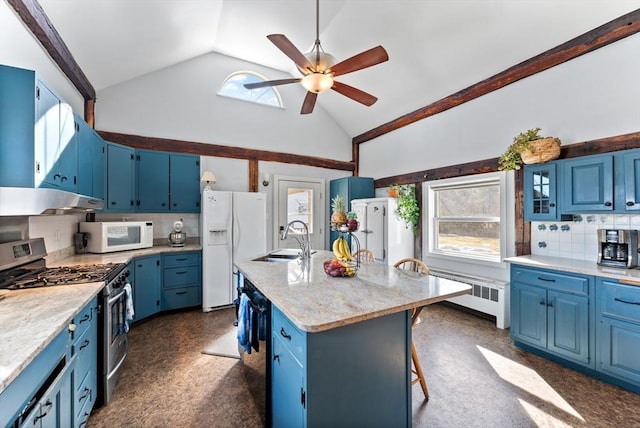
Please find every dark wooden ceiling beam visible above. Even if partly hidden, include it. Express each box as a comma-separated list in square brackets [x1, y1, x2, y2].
[353, 9, 640, 146]
[97, 131, 355, 172]
[8, 0, 96, 101]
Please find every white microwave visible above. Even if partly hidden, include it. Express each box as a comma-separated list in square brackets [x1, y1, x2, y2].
[79, 221, 154, 253]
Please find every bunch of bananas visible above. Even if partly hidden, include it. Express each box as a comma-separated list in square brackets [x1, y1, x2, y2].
[332, 236, 352, 261]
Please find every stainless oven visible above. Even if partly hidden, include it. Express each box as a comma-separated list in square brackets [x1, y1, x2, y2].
[97, 264, 130, 406]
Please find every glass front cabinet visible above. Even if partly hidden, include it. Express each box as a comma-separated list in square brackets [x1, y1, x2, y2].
[523, 162, 559, 221]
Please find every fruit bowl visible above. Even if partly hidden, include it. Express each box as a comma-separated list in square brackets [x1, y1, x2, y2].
[323, 259, 357, 278]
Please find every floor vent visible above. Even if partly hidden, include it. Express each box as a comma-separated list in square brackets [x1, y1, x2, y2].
[430, 270, 510, 329]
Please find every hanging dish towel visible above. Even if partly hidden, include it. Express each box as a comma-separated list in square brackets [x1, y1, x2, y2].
[237, 293, 252, 354]
[123, 282, 134, 333]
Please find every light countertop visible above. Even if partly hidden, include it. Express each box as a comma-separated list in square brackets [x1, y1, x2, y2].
[235, 250, 472, 333]
[504, 255, 640, 285]
[0, 244, 202, 396]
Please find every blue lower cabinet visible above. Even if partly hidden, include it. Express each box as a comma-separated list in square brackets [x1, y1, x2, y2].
[271, 306, 411, 427]
[511, 265, 593, 368]
[133, 255, 161, 321]
[161, 252, 201, 310]
[596, 277, 640, 390]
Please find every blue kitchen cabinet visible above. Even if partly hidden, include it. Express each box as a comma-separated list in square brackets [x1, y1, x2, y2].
[596, 277, 640, 391]
[76, 115, 105, 199]
[270, 305, 411, 427]
[562, 154, 614, 212]
[510, 265, 593, 368]
[329, 177, 374, 246]
[105, 142, 136, 211]
[622, 149, 640, 212]
[136, 150, 170, 211]
[133, 255, 161, 321]
[162, 252, 202, 310]
[523, 162, 559, 221]
[0, 296, 100, 426]
[169, 154, 201, 212]
[0, 64, 77, 193]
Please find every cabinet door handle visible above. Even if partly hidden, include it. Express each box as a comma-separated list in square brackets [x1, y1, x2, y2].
[53, 173, 61, 180]
[273, 354, 280, 362]
[627, 201, 636, 206]
[537, 277, 556, 283]
[176, 258, 187, 261]
[79, 313, 91, 324]
[176, 291, 187, 295]
[604, 202, 613, 207]
[78, 386, 92, 402]
[549, 202, 555, 208]
[280, 327, 291, 340]
[547, 302, 553, 307]
[61, 175, 68, 182]
[79, 339, 90, 350]
[614, 297, 640, 305]
[79, 412, 90, 427]
[539, 300, 546, 305]
[176, 271, 187, 275]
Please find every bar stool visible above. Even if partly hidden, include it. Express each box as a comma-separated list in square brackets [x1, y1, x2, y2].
[394, 257, 430, 400]
[352, 248, 375, 264]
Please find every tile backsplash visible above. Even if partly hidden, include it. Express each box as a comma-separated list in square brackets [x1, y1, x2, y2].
[531, 214, 640, 261]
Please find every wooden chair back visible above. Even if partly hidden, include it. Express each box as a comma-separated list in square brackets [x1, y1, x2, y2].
[352, 248, 375, 264]
[393, 258, 430, 275]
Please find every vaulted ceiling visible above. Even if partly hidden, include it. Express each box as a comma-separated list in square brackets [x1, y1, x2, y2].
[38, 0, 639, 137]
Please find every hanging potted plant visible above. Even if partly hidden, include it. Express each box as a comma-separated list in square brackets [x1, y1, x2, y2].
[498, 127, 561, 171]
[393, 184, 419, 235]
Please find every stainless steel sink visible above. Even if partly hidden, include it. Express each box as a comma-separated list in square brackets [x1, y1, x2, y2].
[252, 249, 316, 262]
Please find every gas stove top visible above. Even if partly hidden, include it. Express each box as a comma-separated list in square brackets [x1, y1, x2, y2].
[2, 263, 125, 290]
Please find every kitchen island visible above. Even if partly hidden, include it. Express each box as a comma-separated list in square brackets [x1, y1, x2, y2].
[235, 250, 472, 427]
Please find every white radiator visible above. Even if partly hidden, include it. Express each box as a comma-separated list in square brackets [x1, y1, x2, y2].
[430, 269, 510, 329]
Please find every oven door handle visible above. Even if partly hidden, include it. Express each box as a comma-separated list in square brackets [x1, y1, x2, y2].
[108, 289, 126, 306]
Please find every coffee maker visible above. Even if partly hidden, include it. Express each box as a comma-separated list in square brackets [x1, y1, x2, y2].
[597, 229, 638, 268]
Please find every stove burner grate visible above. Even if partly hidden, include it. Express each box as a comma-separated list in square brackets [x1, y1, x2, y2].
[3, 263, 125, 290]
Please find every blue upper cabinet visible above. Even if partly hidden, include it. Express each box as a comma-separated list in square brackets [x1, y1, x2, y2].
[169, 154, 200, 212]
[136, 150, 170, 211]
[76, 114, 105, 199]
[0, 64, 77, 192]
[562, 154, 614, 212]
[623, 150, 640, 211]
[524, 162, 558, 221]
[105, 142, 136, 211]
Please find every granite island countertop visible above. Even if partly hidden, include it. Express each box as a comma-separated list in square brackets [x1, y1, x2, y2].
[235, 250, 472, 333]
[504, 255, 640, 286]
[0, 244, 202, 396]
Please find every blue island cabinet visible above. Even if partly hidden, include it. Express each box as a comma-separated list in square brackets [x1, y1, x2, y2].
[271, 306, 411, 427]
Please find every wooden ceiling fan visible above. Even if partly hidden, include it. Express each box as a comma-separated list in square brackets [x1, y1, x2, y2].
[244, 0, 389, 114]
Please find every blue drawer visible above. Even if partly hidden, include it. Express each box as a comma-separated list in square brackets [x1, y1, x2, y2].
[272, 307, 305, 365]
[162, 286, 201, 310]
[512, 266, 589, 295]
[162, 252, 200, 268]
[600, 281, 640, 323]
[163, 266, 200, 288]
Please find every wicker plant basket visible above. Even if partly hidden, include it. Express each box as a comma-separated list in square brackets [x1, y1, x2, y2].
[520, 137, 561, 164]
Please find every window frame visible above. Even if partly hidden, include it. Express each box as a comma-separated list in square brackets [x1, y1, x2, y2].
[424, 171, 513, 269]
[217, 71, 284, 109]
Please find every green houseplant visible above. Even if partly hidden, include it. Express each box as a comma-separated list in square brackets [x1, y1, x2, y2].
[392, 184, 419, 234]
[498, 128, 561, 171]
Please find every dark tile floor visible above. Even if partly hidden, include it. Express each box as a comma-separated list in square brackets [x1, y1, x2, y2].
[88, 303, 640, 427]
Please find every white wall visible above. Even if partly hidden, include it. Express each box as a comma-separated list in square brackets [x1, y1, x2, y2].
[359, 34, 640, 179]
[95, 51, 352, 160]
[0, 1, 84, 113]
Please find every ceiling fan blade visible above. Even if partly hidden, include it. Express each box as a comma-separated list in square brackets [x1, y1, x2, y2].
[244, 78, 301, 90]
[300, 92, 318, 114]
[329, 46, 389, 77]
[267, 34, 314, 72]
[331, 81, 378, 107]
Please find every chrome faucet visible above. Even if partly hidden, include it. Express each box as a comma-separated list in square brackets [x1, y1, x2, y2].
[282, 220, 311, 260]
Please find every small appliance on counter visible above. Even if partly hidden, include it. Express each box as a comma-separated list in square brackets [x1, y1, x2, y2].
[597, 229, 638, 268]
[74, 232, 89, 254]
[79, 221, 153, 253]
[168, 219, 186, 247]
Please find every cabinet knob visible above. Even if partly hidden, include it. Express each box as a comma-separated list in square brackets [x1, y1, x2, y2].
[68, 323, 76, 332]
[54, 173, 61, 180]
[539, 300, 546, 306]
[604, 202, 612, 207]
[627, 201, 635, 207]
[549, 203, 555, 208]
[273, 354, 280, 362]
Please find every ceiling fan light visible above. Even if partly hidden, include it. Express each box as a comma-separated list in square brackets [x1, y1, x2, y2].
[301, 73, 334, 93]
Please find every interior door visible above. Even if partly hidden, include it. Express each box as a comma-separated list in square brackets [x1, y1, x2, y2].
[275, 176, 325, 251]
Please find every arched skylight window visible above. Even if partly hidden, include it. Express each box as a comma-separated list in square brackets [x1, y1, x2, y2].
[219, 71, 283, 108]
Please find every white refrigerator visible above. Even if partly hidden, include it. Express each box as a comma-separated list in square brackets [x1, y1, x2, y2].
[201, 190, 267, 311]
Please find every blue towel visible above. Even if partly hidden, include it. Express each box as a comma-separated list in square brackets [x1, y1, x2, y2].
[123, 283, 134, 333]
[237, 293, 251, 353]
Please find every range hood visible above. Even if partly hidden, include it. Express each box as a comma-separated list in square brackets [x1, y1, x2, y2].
[0, 187, 104, 215]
